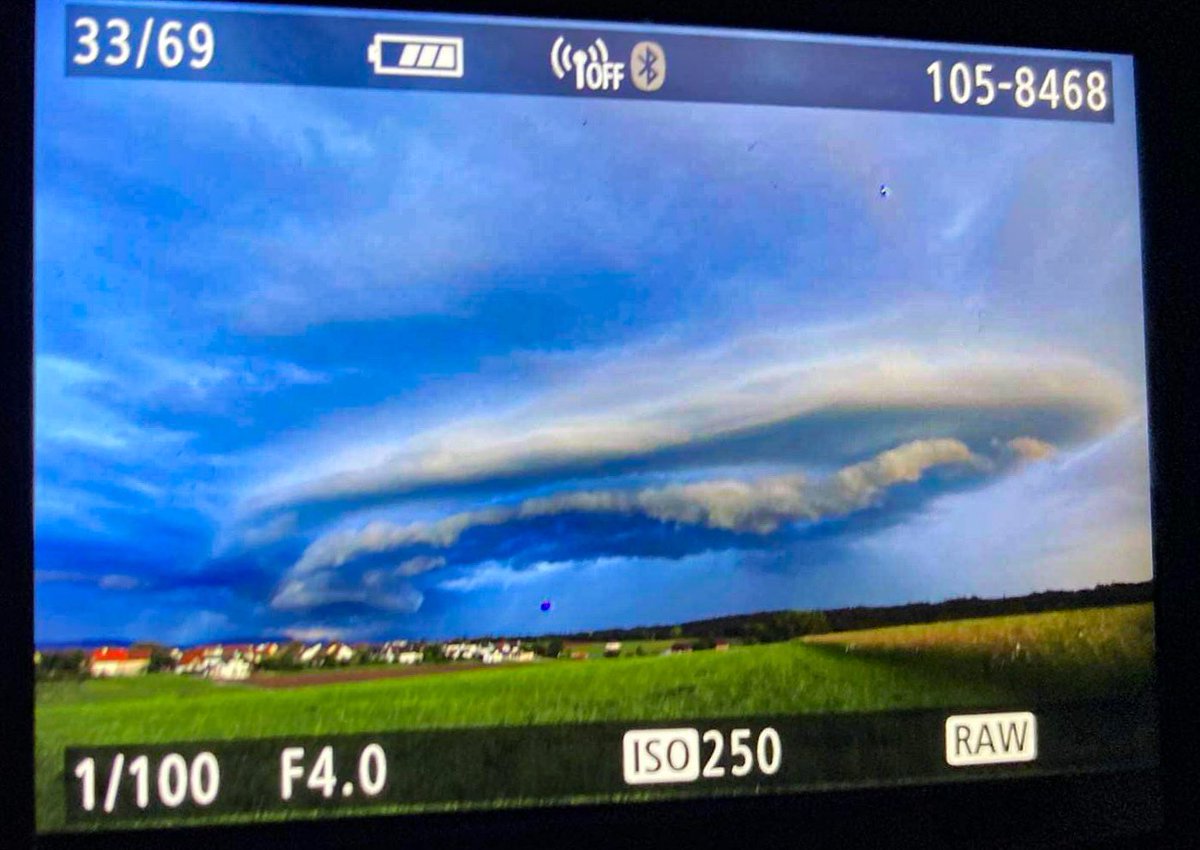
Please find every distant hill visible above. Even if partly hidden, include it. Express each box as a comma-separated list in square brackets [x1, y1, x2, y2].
[36, 635, 293, 652]
[542, 581, 1154, 643]
[35, 639, 136, 651]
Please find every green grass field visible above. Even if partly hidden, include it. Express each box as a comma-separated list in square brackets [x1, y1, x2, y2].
[36, 603, 1154, 831]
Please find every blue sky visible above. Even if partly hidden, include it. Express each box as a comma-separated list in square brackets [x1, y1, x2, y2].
[34, 2, 1150, 645]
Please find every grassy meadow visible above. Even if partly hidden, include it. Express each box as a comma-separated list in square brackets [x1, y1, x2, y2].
[36, 603, 1154, 831]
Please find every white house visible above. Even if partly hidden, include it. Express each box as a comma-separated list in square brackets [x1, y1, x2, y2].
[299, 643, 323, 664]
[444, 642, 486, 661]
[175, 644, 258, 678]
[210, 656, 251, 681]
[89, 647, 151, 677]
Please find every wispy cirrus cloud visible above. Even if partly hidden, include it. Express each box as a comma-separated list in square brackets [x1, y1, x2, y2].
[35, 355, 194, 453]
[131, 353, 330, 409]
[439, 560, 573, 592]
[36, 570, 141, 590]
[272, 570, 424, 614]
[238, 512, 300, 549]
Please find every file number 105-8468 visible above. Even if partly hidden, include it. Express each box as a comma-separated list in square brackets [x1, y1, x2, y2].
[926, 60, 1108, 112]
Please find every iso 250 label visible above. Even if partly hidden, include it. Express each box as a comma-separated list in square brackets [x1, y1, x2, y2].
[622, 727, 782, 785]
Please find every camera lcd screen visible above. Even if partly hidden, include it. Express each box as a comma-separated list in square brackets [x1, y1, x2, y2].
[32, 0, 1154, 832]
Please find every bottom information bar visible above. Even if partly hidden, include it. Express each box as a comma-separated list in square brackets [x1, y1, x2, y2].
[64, 697, 1155, 823]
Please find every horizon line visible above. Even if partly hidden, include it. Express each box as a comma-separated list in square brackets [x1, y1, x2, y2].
[33, 579, 1152, 651]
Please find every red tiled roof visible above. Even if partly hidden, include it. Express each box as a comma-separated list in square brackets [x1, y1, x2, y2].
[91, 647, 152, 662]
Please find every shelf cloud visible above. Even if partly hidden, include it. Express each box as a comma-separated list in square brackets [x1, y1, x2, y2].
[269, 436, 1028, 613]
[247, 341, 1129, 522]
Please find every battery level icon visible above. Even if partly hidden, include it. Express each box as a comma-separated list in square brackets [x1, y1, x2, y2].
[367, 34, 464, 78]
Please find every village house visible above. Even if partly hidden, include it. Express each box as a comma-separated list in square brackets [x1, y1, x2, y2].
[367, 638, 538, 664]
[89, 646, 152, 677]
[444, 642, 488, 661]
[472, 642, 538, 664]
[175, 648, 208, 674]
[224, 643, 255, 662]
[210, 655, 252, 681]
[294, 641, 356, 665]
[140, 635, 549, 678]
[374, 640, 420, 663]
[174, 644, 255, 680]
[253, 642, 280, 662]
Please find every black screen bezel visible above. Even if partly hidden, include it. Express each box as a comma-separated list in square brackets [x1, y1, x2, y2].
[4, 1, 1197, 847]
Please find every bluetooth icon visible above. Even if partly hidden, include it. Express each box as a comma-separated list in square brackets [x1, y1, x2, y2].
[630, 41, 666, 92]
[637, 46, 658, 85]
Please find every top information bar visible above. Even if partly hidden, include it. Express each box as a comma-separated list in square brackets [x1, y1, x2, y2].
[64, 4, 1115, 122]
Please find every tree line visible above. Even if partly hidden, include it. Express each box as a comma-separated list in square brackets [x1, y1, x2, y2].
[542, 581, 1153, 644]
